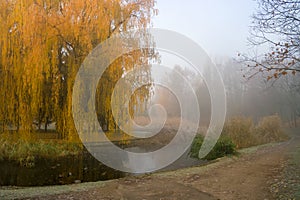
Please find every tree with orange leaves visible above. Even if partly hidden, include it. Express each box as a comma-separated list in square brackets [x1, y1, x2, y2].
[0, 0, 158, 140]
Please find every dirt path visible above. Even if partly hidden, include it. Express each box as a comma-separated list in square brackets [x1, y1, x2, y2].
[1, 129, 299, 200]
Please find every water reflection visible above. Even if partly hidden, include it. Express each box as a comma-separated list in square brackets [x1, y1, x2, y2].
[0, 151, 124, 186]
[0, 140, 205, 186]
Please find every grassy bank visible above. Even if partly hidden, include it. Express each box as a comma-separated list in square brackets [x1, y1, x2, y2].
[189, 135, 237, 160]
[190, 115, 289, 160]
[0, 115, 289, 167]
[0, 137, 82, 167]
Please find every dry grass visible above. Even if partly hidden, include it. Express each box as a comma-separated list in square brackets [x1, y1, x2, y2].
[222, 116, 256, 148]
[222, 115, 288, 149]
[255, 115, 288, 143]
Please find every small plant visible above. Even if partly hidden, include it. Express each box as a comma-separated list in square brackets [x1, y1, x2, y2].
[189, 134, 204, 158]
[190, 135, 236, 160]
[205, 137, 236, 160]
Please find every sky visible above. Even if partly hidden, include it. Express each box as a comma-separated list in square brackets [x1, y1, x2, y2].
[153, 0, 258, 58]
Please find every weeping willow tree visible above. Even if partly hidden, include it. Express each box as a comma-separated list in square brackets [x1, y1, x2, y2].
[96, 49, 155, 134]
[0, 0, 158, 140]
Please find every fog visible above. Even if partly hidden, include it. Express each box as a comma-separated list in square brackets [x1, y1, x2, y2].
[145, 57, 300, 129]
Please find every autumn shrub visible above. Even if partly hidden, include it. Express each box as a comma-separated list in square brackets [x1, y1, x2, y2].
[190, 135, 236, 160]
[222, 115, 288, 149]
[255, 114, 288, 143]
[221, 116, 258, 148]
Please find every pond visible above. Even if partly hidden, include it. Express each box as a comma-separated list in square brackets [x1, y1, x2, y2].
[0, 151, 124, 186]
[0, 140, 206, 186]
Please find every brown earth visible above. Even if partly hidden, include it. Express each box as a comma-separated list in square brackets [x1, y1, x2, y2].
[1, 128, 299, 200]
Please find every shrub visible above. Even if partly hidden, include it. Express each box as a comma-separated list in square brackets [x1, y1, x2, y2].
[221, 116, 257, 148]
[189, 134, 204, 158]
[190, 135, 236, 160]
[205, 136, 236, 160]
[255, 114, 288, 143]
[221, 115, 288, 149]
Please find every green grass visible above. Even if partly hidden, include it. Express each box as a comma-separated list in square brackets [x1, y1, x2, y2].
[0, 137, 82, 167]
[189, 135, 237, 160]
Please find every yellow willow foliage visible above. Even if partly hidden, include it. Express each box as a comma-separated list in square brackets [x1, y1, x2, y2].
[0, 0, 158, 140]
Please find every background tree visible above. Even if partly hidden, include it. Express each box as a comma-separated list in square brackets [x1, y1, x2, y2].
[241, 0, 300, 80]
[217, 57, 300, 127]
